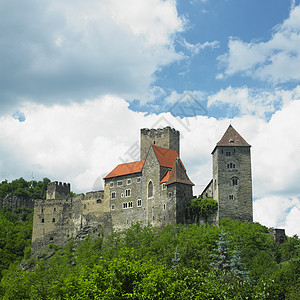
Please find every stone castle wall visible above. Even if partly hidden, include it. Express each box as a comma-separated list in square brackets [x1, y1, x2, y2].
[140, 127, 180, 160]
[213, 146, 253, 223]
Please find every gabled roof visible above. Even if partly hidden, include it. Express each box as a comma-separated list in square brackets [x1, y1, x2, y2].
[212, 125, 250, 153]
[152, 145, 184, 169]
[160, 170, 171, 183]
[166, 157, 194, 186]
[104, 160, 145, 179]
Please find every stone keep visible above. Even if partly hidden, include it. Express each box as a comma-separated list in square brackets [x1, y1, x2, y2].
[212, 125, 253, 223]
[140, 127, 180, 160]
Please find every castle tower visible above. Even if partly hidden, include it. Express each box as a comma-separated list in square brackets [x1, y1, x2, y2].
[140, 127, 180, 160]
[212, 125, 253, 223]
[46, 181, 71, 200]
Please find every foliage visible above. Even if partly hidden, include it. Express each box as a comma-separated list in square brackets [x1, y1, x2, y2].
[0, 217, 299, 299]
[0, 177, 51, 200]
[187, 197, 218, 223]
[0, 207, 33, 279]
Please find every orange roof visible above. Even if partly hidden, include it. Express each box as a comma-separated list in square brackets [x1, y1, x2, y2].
[160, 170, 171, 183]
[152, 145, 182, 168]
[104, 160, 145, 179]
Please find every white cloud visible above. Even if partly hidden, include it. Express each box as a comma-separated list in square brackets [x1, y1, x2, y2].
[178, 37, 220, 56]
[0, 0, 185, 113]
[207, 85, 300, 118]
[254, 196, 300, 236]
[218, 5, 300, 83]
[0, 95, 300, 235]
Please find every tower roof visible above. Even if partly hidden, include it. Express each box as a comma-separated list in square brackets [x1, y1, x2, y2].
[213, 125, 250, 152]
[166, 157, 194, 186]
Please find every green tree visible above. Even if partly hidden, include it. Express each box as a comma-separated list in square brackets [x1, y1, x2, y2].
[187, 197, 218, 224]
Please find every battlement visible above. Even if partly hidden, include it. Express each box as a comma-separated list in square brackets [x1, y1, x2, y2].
[46, 181, 71, 200]
[140, 126, 180, 160]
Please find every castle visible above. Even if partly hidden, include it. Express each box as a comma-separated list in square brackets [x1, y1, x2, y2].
[31, 125, 253, 253]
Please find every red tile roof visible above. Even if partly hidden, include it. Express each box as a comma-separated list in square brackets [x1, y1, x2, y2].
[160, 170, 171, 183]
[104, 160, 145, 179]
[152, 145, 183, 168]
[166, 157, 194, 186]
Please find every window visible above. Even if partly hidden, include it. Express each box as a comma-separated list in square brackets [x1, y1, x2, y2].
[221, 149, 224, 154]
[148, 181, 153, 198]
[153, 140, 156, 145]
[83, 204, 86, 209]
[128, 201, 133, 208]
[54, 207, 56, 212]
[227, 163, 236, 169]
[226, 151, 231, 156]
[168, 192, 172, 198]
[123, 202, 128, 209]
[117, 180, 123, 186]
[152, 216, 155, 220]
[125, 189, 131, 197]
[229, 195, 234, 200]
[137, 199, 142, 207]
[110, 182, 114, 188]
[137, 177, 141, 183]
[41, 208, 43, 213]
[41, 218, 44, 223]
[163, 204, 166, 210]
[111, 192, 116, 200]
[121, 193, 124, 198]
[232, 177, 238, 186]
[97, 199, 101, 203]
[127, 179, 131, 185]
[162, 183, 167, 190]
[52, 218, 56, 223]
[111, 204, 115, 210]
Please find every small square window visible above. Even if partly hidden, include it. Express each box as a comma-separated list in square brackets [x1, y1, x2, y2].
[229, 195, 234, 200]
[97, 199, 101, 203]
[137, 177, 141, 183]
[162, 183, 167, 190]
[128, 201, 133, 208]
[226, 151, 231, 157]
[111, 192, 116, 200]
[52, 218, 56, 223]
[137, 199, 142, 207]
[110, 182, 114, 188]
[123, 202, 128, 209]
[118, 181, 123, 186]
[127, 179, 131, 185]
[111, 204, 115, 210]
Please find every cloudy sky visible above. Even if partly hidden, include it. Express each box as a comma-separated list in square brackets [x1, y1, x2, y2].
[1, 0, 299, 236]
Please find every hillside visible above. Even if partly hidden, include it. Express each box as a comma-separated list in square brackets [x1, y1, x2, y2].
[0, 214, 299, 299]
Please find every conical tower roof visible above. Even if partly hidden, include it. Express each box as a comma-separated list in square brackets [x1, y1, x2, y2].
[166, 157, 194, 186]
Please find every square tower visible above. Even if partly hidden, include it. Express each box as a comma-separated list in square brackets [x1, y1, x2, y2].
[212, 125, 253, 223]
[140, 127, 180, 160]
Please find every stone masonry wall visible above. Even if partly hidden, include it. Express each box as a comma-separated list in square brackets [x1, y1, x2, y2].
[213, 146, 253, 223]
[140, 127, 180, 160]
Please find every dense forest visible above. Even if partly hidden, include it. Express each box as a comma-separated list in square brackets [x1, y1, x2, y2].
[0, 179, 299, 299]
[0, 177, 51, 200]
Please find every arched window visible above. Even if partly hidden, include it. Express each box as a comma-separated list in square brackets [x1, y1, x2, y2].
[231, 177, 238, 186]
[148, 181, 153, 198]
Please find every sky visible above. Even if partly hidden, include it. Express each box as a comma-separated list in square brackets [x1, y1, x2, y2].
[0, 0, 299, 236]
